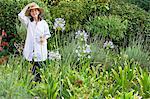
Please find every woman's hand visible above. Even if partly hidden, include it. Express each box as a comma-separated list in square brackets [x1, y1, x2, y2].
[39, 36, 46, 45]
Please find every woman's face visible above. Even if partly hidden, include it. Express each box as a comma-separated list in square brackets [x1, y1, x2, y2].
[30, 8, 40, 19]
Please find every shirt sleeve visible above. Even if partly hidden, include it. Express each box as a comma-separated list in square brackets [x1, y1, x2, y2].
[18, 5, 30, 27]
[44, 21, 51, 39]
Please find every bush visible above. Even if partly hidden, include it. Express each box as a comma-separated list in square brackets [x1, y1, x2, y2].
[0, 0, 27, 33]
[110, 1, 150, 45]
[48, 0, 110, 32]
[124, 44, 150, 69]
[85, 15, 128, 41]
[123, 0, 150, 12]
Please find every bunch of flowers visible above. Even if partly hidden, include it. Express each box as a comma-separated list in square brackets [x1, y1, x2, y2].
[53, 18, 66, 49]
[103, 40, 114, 49]
[75, 30, 88, 42]
[0, 30, 9, 52]
[53, 18, 65, 32]
[75, 30, 91, 61]
[47, 50, 61, 61]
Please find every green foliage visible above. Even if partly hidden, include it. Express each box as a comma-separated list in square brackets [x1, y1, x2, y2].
[48, 0, 110, 32]
[49, 1, 89, 32]
[123, 0, 150, 12]
[30, 71, 59, 98]
[0, 51, 149, 98]
[85, 15, 128, 41]
[137, 67, 150, 98]
[111, 65, 137, 92]
[110, 1, 150, 43]
[0, 0, 26, 33]
[0, 56, 32, 98]
[124, 43, 150, 69]
[16, 20, 27, 41]
[0, 0, 150, 98]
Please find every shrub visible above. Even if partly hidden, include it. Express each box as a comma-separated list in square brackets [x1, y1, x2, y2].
[123, 0, 150, 12]
[0, 0, 27, 33]
[110, 1, 150, 45]
[85, 15, 128, 41]
[124, 43, 150, 69]
[48, 0, 110, 32]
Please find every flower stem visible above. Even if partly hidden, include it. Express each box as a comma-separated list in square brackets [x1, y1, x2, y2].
[55, 30, 58, 49]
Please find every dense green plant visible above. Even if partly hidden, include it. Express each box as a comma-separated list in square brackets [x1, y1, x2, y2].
[106, 90, 142, 99]
[30, 68, 59, 98]
[137, 67, 150, 98]
[111, 65, 137, 92]
[0, 56, 32, 98]
[16, 20, 27, 41]
[0, 0, 26, 33]
[110, 0, 150, 45]
[124, 43, 150, 69]
[85, 15, 128, 41]
[48, 0, 111, 33]
[0, 52, 149, 98]
[123, 0, 150, 12]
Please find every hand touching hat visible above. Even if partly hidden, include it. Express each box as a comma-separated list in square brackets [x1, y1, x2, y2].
[25, 2, 44, 16]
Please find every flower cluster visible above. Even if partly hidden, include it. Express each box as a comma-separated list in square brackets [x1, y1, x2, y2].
[0, 30, 9, 52]
[48, 50, 61, 61]
[53, 18, 65, 32]
[75, 44, 91, 60]
[75, 30, 88, 42]
[75, 30, 91, 60]
[103, 40, 114, 49]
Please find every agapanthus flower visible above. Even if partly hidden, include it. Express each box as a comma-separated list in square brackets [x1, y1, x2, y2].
[75, 30, 88, 42]
[103, 41, 114, 49]
[84, 44, 91, 53]
[53, 18, 65, 32]
[48, 50, 61, 61]
[75, 44, 91, 59]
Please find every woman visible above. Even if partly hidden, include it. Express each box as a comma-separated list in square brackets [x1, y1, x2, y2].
[18, 2, 51, 82]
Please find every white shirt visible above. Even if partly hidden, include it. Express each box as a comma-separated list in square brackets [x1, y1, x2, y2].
[18, 5, 51, 61]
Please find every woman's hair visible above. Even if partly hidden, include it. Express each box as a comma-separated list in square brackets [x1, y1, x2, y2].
[29, 9, 43, 22]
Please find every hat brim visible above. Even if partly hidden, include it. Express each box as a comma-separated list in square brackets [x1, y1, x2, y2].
[25, 8, 44, 16]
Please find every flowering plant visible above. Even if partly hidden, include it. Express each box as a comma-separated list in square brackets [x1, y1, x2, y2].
[75, 30, 91, 61]
[0, 30, 16, 58]
[0, 30, 9, 53]
[47, 50, 61, 61]
[53, 18, 65, 32]
[52, 18, 66, 49]
[103, 40, 114, 49]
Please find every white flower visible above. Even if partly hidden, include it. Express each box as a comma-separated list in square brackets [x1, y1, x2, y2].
[75, 30, 91, 60]
[87, 55, 91, 59]
[48, 50, 61, 61]
[53, 18, 65, 31]
[75, 50, 78, 53]
[103, 41, 114, 49]
[75, 30, 88, 42]
[85, 44, 91, 53]
[134, 93, 142, 99]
